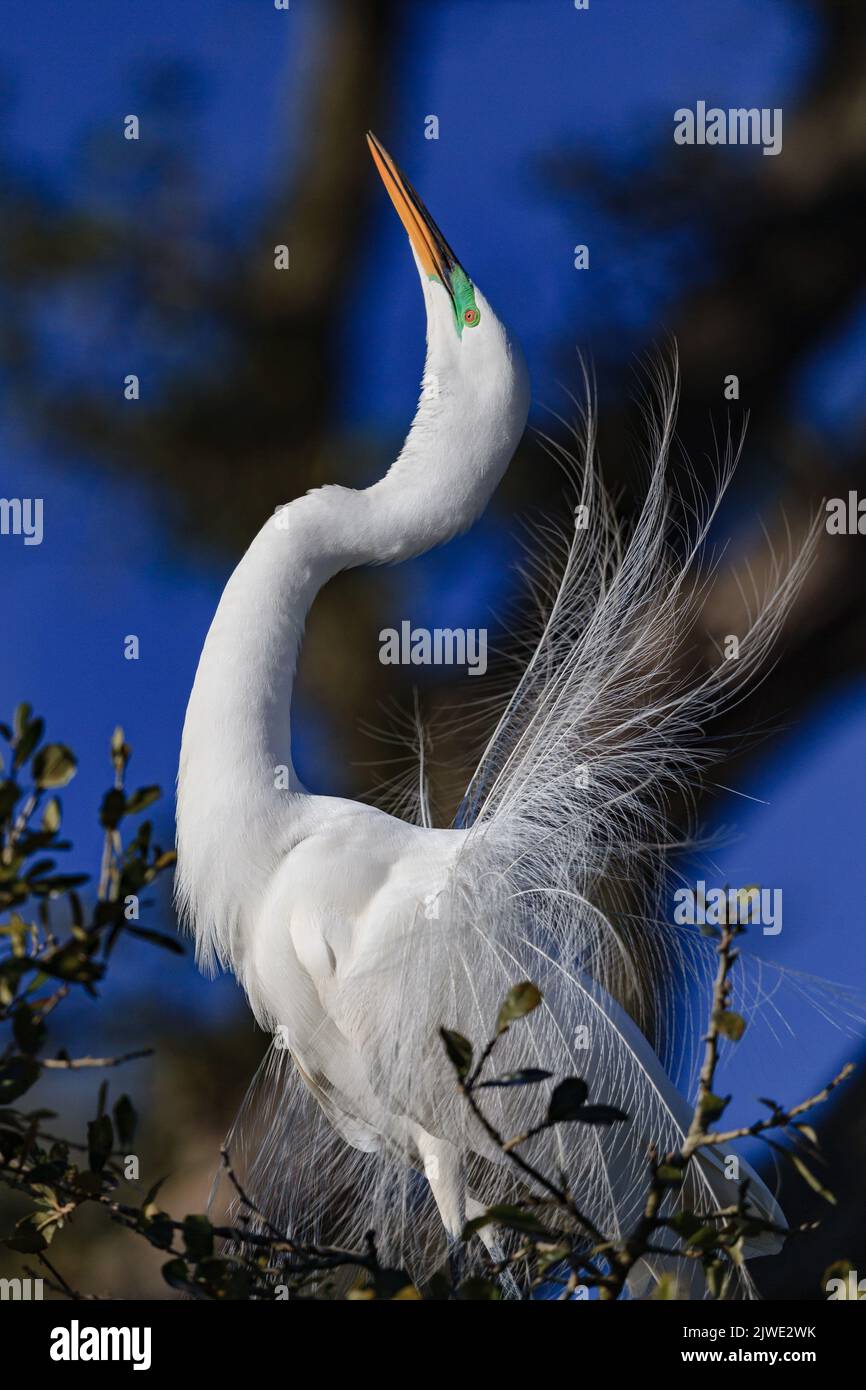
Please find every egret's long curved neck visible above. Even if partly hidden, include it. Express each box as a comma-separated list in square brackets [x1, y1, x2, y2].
[184, 462, 449, 808]
[177, 267, 528, 970]
[176, 346, 524, 966]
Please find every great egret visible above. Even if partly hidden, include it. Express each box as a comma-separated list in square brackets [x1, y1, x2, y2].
[177, 133, 804, 1294]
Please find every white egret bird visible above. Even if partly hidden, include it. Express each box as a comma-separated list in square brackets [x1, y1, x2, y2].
[177, 134, 802, 1294]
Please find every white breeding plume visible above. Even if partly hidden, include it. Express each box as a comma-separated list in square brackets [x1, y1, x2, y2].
[176, 134, 817, 1294]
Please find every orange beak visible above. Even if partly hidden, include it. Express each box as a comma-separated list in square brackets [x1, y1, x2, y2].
[367, 131, 458, 298]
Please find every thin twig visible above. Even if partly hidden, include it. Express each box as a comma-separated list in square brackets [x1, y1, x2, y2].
[40, 1048, 152, 1070]
[693, 1063, 855, 1152]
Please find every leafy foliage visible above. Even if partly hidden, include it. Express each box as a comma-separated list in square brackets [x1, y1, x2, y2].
[438, 924, 854, 1301]
[0, 709, 428, 1299]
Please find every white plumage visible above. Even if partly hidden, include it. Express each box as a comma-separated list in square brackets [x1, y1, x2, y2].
[176, 136, 812, 1294]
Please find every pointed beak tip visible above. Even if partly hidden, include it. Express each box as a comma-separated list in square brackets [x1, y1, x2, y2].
[366, 137, 458, 294]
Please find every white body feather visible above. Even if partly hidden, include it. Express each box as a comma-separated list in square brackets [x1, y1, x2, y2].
[177, 210, 805, 1294]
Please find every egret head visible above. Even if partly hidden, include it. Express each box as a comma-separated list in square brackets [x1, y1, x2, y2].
[366, 133, 529, 547]
[367, 132, 527, 390]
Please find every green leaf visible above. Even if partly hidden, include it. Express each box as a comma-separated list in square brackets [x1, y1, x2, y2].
[345, 1278, 376, 1301]
[3, 1217, 48, 1254]
[822, 1260, 862, 1299]
[40, 941, 103, 984]
[41, 797, 62, 833]
[536, 1242, 571, 1273]
[87, 1113, 114, 1172]
[572, 1104, 629, 1126]
[194, 1257, 253, 1301]
[699, 1091, 730, 1121]
[12, 1004, 46, 1055]
[546, 1077, 589, 1123]
[182, 1214, 214, 1261]
[13, 704, 32, 739]
[122, 924, 185, 954]
[374, 1268, 418, 1300]
[496, 981, 542, 1034]
[439, 1028, 473, 1079]
[656, 1164, 685, 1184]
[162, 1257, 193, 1293]
[0, 780, 19, 820]
[141, 1176, 168, 1219]
[457, 1278, 502, 1301]
[0, 1057, 40, 1104]
[704, 1257, 724, 1299]
[463, 1203, 550, 1239]
[757, 1095, 782, 1113]
[790, 1153, 836, 1205]
[713, 1009, 746, 1042]
[426, 1268, 452, 1301]
[14, 717, 44, 770]
[33, 873, 90, 897]
[478, 1068, 552, 1089]
[32, 743, 77, 789]
[1, 912, 31, 955]
[28, 858, 56, 879]
[113, 1093, 137, 1146]
[669, 1210, 702, 1239]
[651, 1273, 682, 1300]
[126, 785, 161, 815]
[74, 1170, 104, 1196]
[145, 1214, 175, 1250]
[686, 1225, 722, 1252]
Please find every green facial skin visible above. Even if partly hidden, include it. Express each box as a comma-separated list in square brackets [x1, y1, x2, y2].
[450, 266, 480, 336]
[429, 263, 480, 336]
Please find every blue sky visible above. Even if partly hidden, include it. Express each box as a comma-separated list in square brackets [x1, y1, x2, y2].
[1, 0, 864, 1124]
